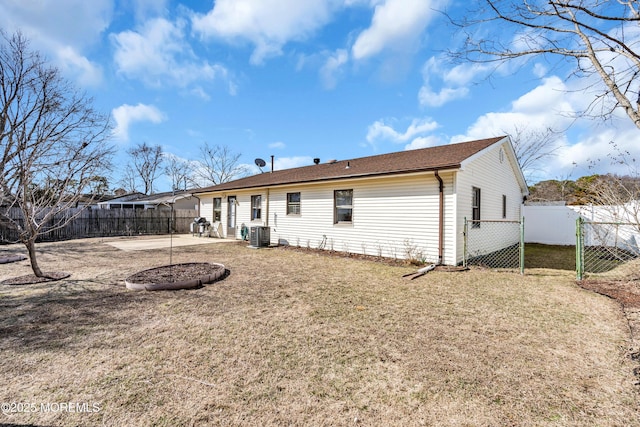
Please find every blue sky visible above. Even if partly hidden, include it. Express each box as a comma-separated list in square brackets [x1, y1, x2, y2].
[1, 0, 639, 192]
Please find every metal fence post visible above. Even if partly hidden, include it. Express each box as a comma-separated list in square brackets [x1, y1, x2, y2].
[519, 216, 525, 275]
[463, 217, 468, 267]
[576, 217, 584, 280]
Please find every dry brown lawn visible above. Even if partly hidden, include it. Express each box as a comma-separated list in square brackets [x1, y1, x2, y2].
[0, 237, 638, 426]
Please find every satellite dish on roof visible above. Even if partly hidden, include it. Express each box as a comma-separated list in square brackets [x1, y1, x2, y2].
[255, 158, 266, 172]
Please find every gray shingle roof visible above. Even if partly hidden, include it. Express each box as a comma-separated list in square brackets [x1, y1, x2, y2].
[194, 136, 505, 193]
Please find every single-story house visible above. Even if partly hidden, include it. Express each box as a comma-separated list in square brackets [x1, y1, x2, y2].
[96, 190, 200, 211]
[193, 136, 528, 265]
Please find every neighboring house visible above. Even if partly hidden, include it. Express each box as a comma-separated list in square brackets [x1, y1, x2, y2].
[194, 136, 528, 265]
[96, 190, 200, 211]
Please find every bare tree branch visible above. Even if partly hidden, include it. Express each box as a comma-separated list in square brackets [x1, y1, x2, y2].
[163, 153, 194, 191]
[124, 142, 163, 195]
[0, 30, 114, 277]
[450, 0, 640, 127]
[194, 143, 249, 186]
[507, 124, 562, 181]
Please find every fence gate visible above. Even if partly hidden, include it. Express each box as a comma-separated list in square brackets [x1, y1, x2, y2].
[464, 218, 525, 273]
[576, 217, 640, 280]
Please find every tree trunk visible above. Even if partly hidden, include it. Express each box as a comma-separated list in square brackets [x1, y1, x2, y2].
[25, 238, 44, 277]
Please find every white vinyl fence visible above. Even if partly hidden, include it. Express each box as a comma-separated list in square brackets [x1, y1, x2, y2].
[522, 205, 580, 245]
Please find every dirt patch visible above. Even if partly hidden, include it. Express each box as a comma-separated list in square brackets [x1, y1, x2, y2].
[0, 271, 70, 286]
[125, 262, 226, 285]
[125, 262, 227, 291]
[579, 280, 640, 309]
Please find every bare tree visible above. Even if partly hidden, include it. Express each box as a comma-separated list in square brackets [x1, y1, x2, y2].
[0, 31, 114, 277]
[194, 143, 249, 186]
[86, 176, 110, 196]
[583, 145, 640, 220]
[125, 142, 163, 194]
[508, 125, 561, 181]
[119, 165, 140, 194]
[452, 1, 640, 128]
[163, 153, 194, 191]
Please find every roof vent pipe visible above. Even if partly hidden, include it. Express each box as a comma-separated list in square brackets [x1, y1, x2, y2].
[346, 161, 350, 169]
[271, 155, 274, 173]
[313, 158, 320, 165]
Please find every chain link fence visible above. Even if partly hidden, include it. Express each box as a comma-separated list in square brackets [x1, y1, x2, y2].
[576, 218, 640, 280]
[464, 218, 524, 273]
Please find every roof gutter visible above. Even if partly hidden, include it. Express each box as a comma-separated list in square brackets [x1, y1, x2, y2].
[434, 171, 444, 265]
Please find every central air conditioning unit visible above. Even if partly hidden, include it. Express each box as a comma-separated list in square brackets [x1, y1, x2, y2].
[250, 226, 271, 247]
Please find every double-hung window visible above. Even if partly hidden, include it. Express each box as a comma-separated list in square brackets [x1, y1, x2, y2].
[334, 189, 353, 224]
[287, 192, 301, 215]
[251, 195, 262, 220]
[502, 195, 507, 219]
[213, 197, 222, 222]
[471, 187, 481, 228]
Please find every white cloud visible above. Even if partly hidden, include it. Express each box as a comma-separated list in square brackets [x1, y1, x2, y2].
[0, 0, 112, 87]
[320, 49, 349, 89]
[111, 18, 235, 94]
[404, 135, 443, 150]
[274, 156, 315, 170]
[532, 63, 548, 78]
[245, 155, 314, 175]
[511, 76, 571, 114]
[442, 62, 487, 86]
[419, 85, 469, 107]
[56, 46, 104, 87]
[269, 141, 286, 149]
[112, 103, 166, 142]
[449, 74, 640, 182]
[351, 0, 445, 60]
[418, 56, 485, 107]
[133, 0, 169, 22]
[366, 118, 439, 149]
[0, 0, 112, 48]
[554, 118, 640, 180]
[453, 77, 575, 140]
[191, 0, 338, 65]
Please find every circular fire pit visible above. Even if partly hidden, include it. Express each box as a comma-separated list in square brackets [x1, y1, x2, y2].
[125, 262, 226, 291]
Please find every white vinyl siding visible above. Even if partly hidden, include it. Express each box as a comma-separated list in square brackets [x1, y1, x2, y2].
[454, 140, 524, 263]
[266, 173, 456, 263]
[200, 197, 213, 225]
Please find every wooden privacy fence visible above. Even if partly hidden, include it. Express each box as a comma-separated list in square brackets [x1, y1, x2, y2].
[0, 208, 198, 243]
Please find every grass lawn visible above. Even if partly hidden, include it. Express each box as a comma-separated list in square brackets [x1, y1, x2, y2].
[0, 238, 638, 426]
[525, 243, 576, 271]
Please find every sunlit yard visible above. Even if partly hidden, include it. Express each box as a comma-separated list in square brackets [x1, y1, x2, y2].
[0, 238, 638, 426]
